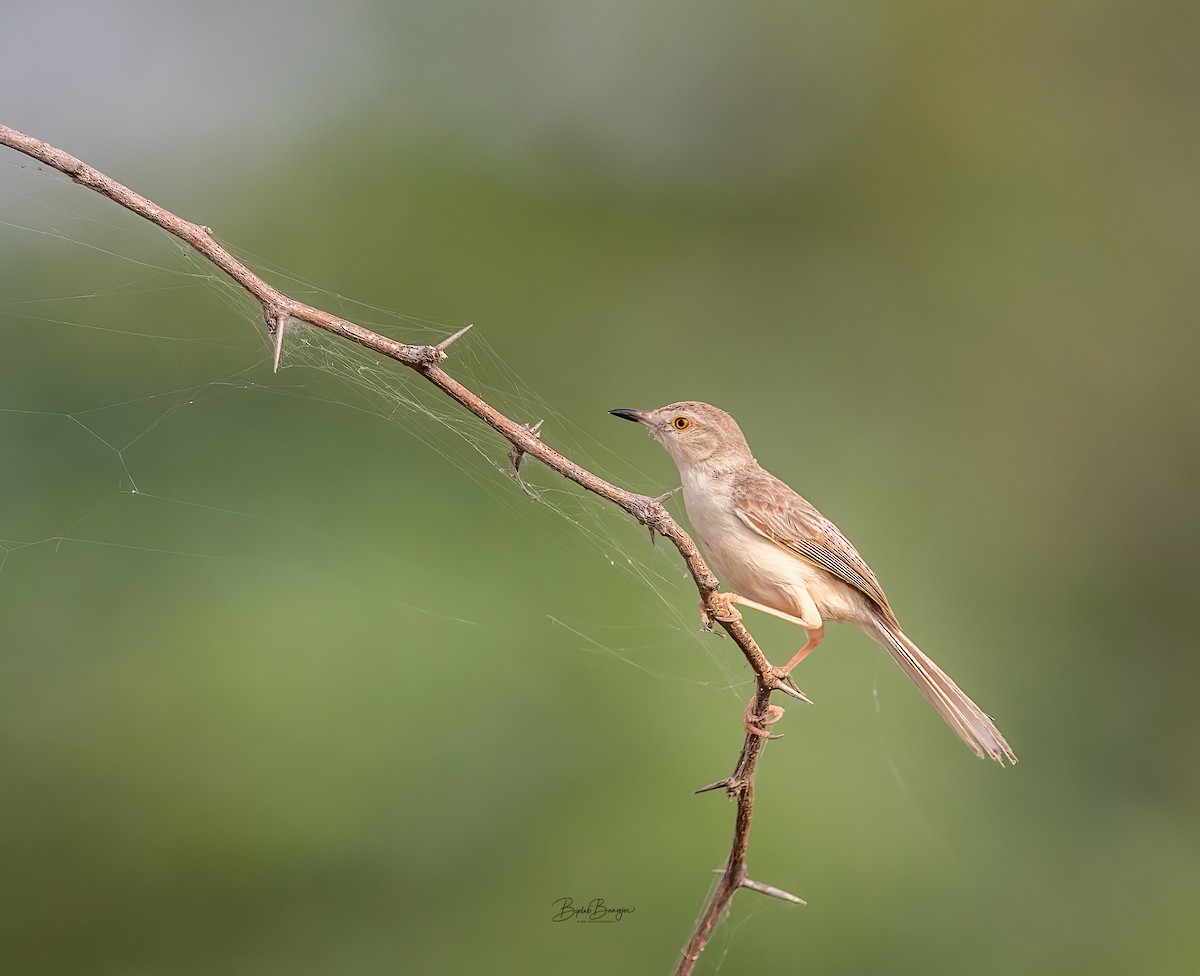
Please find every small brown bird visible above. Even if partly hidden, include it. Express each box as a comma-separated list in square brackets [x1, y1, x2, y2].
[611, 401, 1016, 765]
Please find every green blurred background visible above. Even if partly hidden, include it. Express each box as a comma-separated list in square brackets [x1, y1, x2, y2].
[2, 2, 1198, 973]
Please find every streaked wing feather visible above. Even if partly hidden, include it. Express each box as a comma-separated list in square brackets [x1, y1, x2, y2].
[731, 475, 894, 616]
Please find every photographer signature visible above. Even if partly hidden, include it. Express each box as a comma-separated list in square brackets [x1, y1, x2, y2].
[551, 897, 635, 923]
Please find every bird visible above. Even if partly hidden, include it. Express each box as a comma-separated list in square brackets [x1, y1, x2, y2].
[610, 401, 1016, 765]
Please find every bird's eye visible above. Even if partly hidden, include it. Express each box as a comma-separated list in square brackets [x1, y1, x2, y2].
[672, 416, 691, 430]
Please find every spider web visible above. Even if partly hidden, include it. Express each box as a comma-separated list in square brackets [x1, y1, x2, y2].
[0, 154, 748, 697]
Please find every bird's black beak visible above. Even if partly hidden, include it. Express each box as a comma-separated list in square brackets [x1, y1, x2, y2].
[609, 408, 650, 424]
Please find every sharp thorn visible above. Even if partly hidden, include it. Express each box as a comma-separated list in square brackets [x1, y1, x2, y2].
[507, 420, 546, 498]
[272, 320, 286, 373]
[507, 443, 528, 481]
[263, 306, 288, 373]
[694, 779, 731, 795]
[435, 322, 474, 352]
[740, 878, 807, 905]
[775, 681, 813, 705]
[653, 486, 682, 505]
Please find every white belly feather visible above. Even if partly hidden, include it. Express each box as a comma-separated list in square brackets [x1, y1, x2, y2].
[682, 478, 865, 624]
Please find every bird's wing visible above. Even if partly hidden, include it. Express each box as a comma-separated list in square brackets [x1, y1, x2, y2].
[731, 474, 895, 618]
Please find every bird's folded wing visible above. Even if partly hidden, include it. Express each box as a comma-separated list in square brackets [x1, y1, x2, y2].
[731, 477, 894, 618]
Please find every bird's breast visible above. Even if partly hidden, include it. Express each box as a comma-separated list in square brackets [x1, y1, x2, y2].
[682, 477, 865, 623]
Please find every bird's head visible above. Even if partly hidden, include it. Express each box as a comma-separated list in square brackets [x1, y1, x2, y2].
[609, 401, 753, 473]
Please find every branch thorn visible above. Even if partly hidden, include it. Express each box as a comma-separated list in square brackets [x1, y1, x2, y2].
[740, 878, 806, 905]
[654, 486, 682, 505]
[644, 487, 680, 545]
[435, 323, 474, 355]
[263, 304, 289, 373]
[774, 679, 813, 705]
[508, 419, 545, 496]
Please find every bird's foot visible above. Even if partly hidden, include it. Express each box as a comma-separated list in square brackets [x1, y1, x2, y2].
[711, 591, 743, 624]
[744, 699, 785, 739]
[699, 592, 742, 631]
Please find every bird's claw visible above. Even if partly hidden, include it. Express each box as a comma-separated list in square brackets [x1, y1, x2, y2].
[744, 702, 785, 739]
[699, 593, 742, 632]
[710, 592, 743, 624]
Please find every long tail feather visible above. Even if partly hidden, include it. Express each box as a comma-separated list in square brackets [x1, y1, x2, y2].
[865, 617, 1017, 765]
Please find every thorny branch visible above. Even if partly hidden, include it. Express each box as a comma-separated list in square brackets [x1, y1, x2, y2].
[0, 124, 805, 974]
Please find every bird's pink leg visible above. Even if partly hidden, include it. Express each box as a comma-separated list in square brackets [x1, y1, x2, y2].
[778, 626, 825, 675]
[710, 593, 825, 674]
[714, 592, 813, 628]
[703, 592, 819, 715]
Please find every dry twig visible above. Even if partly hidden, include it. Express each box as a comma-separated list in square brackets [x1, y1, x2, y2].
[0, 123, 805, 974]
